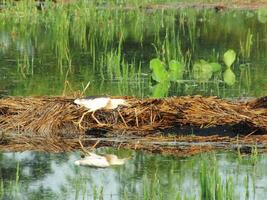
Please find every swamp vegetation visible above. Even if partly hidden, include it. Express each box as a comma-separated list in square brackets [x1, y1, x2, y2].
[0, 0, 267, 199]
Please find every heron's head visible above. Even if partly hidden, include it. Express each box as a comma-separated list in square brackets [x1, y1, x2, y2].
[74, 98, 85, 106]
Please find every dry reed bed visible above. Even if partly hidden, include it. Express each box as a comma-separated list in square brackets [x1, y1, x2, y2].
[0, 96, 266, 137]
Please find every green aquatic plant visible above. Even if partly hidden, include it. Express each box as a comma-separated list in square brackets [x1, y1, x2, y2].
[257, 8, 267, 23]
[240, 29, 253, 58]
[223, 49, 236, 86]
[192, 49, 237, 85]
[193, 59, 213, 82]
[150, 58, 169, 83]
[251, 145, 258, 165]
[150, 58, 185, 83]
[223, 68, 236, 86]
[0, 179, 3, 199]
[200, 158, 235, 200]
[151, 82, 170, 98]
[210, 62, 222, 73]
[149, 58, 185, 97]
[223, 49, 236, 68]
[169, 60, 185, 81]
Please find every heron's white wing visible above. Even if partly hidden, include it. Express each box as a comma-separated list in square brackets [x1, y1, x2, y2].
[74, 97, 110, 111]
[90, 97, 110, 110]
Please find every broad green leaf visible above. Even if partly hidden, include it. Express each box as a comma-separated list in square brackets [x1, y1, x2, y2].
[258, 8, 267, 23]
[223, 49, 236, 68]
[150, 58, 169, 83]
[169, 60, 185, 81]
[151, 82, 170, 98]
[223, 68, 236, 86]
[193, 60, 213, 82]
[210, 62, 222, 73]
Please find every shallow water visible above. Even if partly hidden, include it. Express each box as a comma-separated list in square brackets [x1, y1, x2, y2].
[0, 5, 267, 200]
[0, 8, 266, 98]
[0, 149, 267, 200]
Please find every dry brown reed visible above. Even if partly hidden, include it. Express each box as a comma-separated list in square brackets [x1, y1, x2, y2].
[0, 95, 266, 137]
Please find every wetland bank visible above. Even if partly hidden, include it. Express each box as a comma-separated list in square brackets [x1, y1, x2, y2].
[0, 0, 267, 199]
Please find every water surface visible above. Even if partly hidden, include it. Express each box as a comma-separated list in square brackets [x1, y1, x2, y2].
[0, 8, 266, 98]
[1, 149, 267, 199]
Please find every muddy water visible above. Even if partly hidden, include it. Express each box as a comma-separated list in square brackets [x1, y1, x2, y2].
[0, 149, 267, 200]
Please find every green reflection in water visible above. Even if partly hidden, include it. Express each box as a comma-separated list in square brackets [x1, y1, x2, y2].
[0, 2, 266, 98]
[0, 149, 267, 200]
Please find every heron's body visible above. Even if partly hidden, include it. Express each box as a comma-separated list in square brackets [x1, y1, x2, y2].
[74, 97, 128, 111]
[74, 153, 129, 168]
[74, 97, 111, 112]
[74, 96, 129, 126]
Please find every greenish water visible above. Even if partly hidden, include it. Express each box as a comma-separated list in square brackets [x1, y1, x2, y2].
[0, 3, 266, 98]
[0, 149, 267, 200]
[0, 3, 267, 200]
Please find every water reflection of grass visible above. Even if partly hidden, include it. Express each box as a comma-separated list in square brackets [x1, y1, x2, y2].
[0, 162, 20, 199]
[0, 1, 266, 97]
[86, 155, 236, 200]
[0, 150, 265, 200]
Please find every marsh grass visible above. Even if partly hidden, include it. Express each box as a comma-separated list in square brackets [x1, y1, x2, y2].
[0, 162, 21, 199]
[200, 158, 235, 200]
[0, 1, 266, 97]
[78, 156, 237, 200]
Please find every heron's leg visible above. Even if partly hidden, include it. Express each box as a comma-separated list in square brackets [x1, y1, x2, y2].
[75, 110, 91, 129]
[91, 111, 104, 125]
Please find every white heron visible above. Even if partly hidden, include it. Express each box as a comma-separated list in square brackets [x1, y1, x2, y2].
[74, 152, 130, 168]
[74, 96, 129, 126]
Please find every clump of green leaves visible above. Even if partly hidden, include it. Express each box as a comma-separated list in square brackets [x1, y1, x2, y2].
[149, 58, 170, 83]
[193, 59, 220, 82]
[258, 8, 267, 23]
[149, 58, 185, 83]
[149, 58, 185, 97]
[192, 49, 236, 86]
[149, 49, 237, 97]
[223, 49, 236, 86]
